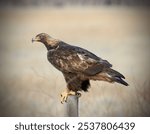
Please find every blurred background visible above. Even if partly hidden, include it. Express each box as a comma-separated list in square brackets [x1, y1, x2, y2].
[0, 0, 150, 116]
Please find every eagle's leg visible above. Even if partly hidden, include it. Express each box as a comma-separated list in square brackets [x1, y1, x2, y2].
[60, 89, 81, 104]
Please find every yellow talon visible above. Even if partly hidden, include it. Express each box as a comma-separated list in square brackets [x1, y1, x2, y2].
[76, 92, 81, 98]
[60, 91, 68, 104]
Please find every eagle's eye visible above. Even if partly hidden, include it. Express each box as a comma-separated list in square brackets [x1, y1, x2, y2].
[39, 34, 47, 40]
[36, 35, 43, 40]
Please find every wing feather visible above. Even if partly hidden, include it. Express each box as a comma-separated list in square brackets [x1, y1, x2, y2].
[47, 42, 112, 75]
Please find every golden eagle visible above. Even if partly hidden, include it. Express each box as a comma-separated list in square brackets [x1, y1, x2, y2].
[32, 33, 128, 103]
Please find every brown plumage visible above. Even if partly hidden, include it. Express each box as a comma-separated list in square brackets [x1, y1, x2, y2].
[32, 33, 128, 103]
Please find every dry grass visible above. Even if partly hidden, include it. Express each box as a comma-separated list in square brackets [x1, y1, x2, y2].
[0, 6, 150, 116]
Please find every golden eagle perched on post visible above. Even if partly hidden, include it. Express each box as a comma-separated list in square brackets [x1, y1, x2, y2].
[32, 33, 128, 103]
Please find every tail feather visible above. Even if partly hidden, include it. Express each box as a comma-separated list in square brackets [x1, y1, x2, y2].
[106, 68, 125, 79]
[106, 68, 128, 86]
[114, 77, 129, 86]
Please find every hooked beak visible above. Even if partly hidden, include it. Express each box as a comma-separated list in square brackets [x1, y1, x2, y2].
[32, 38, 35, 43]
[32, 36, 40, 43]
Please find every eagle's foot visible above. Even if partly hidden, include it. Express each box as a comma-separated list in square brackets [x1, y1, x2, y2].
[60, 90, 80, 104]
[76, 92, 81, 98]
[60, 91, 68, 104]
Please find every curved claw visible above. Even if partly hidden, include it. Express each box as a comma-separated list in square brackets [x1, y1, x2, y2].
[60, 90, 82, 104]
[60, 92, 68, 104]
[76, 92, 81, 98]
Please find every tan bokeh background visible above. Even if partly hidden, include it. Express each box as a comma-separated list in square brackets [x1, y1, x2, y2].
[0, 6, 150, 116]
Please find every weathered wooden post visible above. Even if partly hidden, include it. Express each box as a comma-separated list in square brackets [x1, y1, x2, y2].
[66, 96, 79, 117]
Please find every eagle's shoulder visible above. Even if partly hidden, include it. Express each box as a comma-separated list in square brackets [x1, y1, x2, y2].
[47, 41, 112, 75]
[57, 42, 100, 60]
[57, 41, 112, 68]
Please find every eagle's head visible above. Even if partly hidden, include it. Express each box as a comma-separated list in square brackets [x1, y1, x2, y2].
[32, 33, 60, 49]
[32, 33, 51, 43]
